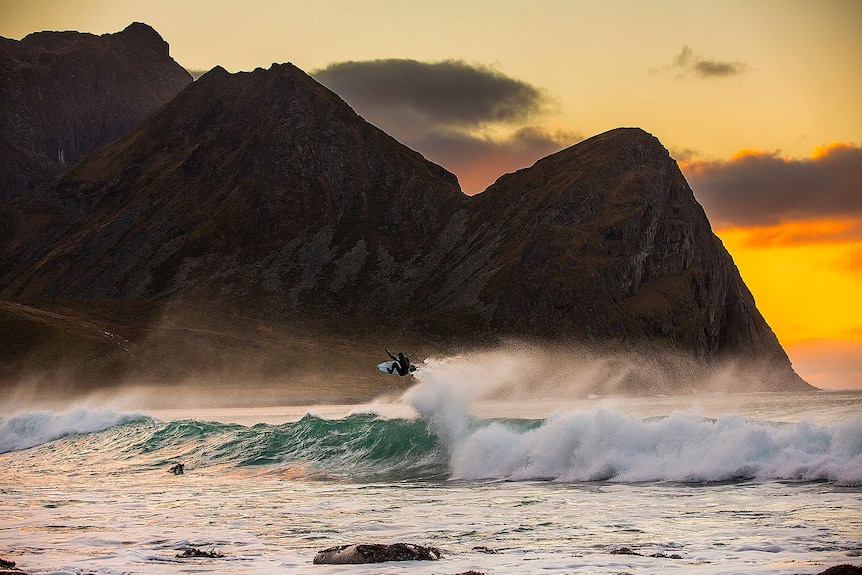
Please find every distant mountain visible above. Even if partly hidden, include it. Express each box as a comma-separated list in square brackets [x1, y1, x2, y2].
[0, 62, 809, 392]
[0, 22, 192, 203]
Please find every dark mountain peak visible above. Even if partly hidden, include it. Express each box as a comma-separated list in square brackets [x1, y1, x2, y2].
[17, 28, 92, 48]
[483, 127, 673, 202]
[188, 61, 340, 105]
[453, 127, 805, 389]
[70, 62, 462, 208]
[117, 22, 169, 53]
[199, 64, 230, 78]
[0, 22, 192, 203]
[17, 22, 168, 58]
[472, 128, 711, 265]
[575, 125, 660, 147]
[550, 126, 664, 159]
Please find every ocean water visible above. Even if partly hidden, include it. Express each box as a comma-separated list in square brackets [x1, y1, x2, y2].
[1, 359, 861, 575]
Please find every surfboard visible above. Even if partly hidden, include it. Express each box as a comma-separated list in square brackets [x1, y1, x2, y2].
[377, 361, 418, 375]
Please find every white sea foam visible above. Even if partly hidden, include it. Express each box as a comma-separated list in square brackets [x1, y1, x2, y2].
[449, 409, 862, 483]
[0, 408, 142, 453]
[405, 355, 862, 484]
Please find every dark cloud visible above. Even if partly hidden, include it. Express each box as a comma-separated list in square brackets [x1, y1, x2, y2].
[313, 59, 552, 129]
[659, 45, 750, 78]
[682, 143, 862, 229]
[313, 59, 574, 194]
[692, 59, 746, 77]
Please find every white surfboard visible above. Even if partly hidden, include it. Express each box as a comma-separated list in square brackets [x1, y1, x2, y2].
[377, 361, 418, 375]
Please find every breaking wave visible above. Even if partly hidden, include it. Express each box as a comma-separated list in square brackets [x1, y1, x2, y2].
[447, 409, 862, 484]
[2, 405, 860, 485]
[0, 408, 148, 454]
[3, 355, 861, 483]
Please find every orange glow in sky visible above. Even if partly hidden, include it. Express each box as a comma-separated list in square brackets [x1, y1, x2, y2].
[716, 223, 862, 345]
[679, 139, 862, 389]
[720, 219, 861, 248]
[715, 222, 862, 389]
[811, 142, 855, 160]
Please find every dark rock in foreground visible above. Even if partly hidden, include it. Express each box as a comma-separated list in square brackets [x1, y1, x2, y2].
[0, 557, 26, 574]
[609, 546, 682, 559]
[313, 543, 441, 564]
[175, 546, 224, 559]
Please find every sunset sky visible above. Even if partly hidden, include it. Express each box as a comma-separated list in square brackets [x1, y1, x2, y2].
[2, 0, 860, 389]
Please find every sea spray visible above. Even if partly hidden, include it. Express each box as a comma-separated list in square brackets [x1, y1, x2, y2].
[402, 352, 529, 444]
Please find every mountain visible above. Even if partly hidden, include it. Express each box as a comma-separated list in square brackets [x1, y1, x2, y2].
[0, 64, 464, 315]
[0, 62, 809, 393]
[422, 128, 806, 390]
[0, 22, 192, 204]
[457, 128, 780, 358]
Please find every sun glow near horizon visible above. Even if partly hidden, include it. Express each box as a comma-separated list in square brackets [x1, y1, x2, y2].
[715, 224, 862, 345]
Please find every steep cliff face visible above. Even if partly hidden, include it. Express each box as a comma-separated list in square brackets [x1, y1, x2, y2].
[0, 63, 807, 389]
[443, 129, 801, 385]
[0, 22, 192, 203]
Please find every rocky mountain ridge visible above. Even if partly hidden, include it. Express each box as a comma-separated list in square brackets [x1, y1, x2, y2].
[0, 22, 192, 203]
[0, 59, 809, 392]
[458, 129, 774, 358]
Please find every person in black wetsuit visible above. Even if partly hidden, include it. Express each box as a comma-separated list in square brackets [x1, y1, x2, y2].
[385, 348, 411, 376]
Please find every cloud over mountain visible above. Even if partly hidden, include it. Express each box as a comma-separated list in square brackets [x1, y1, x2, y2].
[314, 59, 578, 193]
[314, 58, 550, 127]
[682, 143, 862, 231]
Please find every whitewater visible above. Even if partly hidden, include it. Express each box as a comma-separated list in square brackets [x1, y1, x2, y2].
[1, 357, 861, 574]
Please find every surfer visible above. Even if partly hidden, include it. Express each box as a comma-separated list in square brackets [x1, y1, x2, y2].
[385, 348, 411, 376]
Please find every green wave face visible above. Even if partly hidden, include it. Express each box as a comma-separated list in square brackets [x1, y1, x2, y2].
[129, 414, 451, 481]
